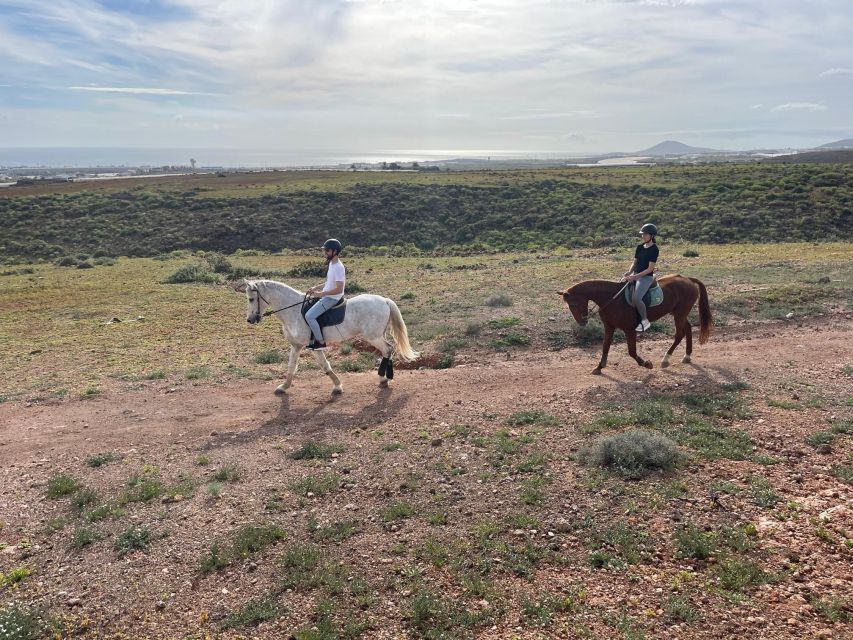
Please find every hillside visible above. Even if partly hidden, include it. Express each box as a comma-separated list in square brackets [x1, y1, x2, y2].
[1, 163, 851, 262]
[817, 138, 853, 150]
[765, 149, 853, 164]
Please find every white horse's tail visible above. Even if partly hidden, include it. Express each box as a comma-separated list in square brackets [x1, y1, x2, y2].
[387, 299, 419, 362]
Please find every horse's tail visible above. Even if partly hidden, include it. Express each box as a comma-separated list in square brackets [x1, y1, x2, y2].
[387, 299, 420, 362]
[689, 277, 713, 344]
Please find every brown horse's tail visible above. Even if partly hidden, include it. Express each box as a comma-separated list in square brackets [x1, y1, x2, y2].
[689, 277, 713, 344]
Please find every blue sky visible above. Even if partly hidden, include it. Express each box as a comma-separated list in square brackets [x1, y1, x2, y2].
[0, 0, 851, 153]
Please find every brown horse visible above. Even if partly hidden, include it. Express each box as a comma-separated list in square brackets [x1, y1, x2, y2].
[559, 275, 713, 375]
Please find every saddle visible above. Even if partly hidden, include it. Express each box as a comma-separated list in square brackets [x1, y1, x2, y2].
[625, 279, 664, 308]
[301, 297, 348, 329]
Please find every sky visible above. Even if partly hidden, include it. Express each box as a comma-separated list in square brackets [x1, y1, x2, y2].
[0, 0, 851, 155]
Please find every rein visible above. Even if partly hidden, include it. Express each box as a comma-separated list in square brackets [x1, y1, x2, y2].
[592, 281, 630, 314]
[253, 289, 310, 317]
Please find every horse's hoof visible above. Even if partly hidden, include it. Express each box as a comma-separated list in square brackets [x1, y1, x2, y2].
[274, 386, 287, 396]
[379, 379, 389, 388]
[661, 360, 670, 369]
[644, 361, 653, 369]
[682, 355, 692, 364]
[591, 368, 603, 376]
[331, 387, 343, 396]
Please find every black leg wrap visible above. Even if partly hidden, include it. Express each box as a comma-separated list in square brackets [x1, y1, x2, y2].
[378, 357, 389, 377]
[386, 359, 394, 380]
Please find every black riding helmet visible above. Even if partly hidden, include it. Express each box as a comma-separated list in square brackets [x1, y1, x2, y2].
[322, 238, 343, 254]
[639, 223, 658, 237]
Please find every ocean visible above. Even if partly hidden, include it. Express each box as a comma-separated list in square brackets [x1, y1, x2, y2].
[0, 147, 581, 169]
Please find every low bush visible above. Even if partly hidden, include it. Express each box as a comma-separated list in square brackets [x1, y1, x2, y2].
[582, 429, 682, 478]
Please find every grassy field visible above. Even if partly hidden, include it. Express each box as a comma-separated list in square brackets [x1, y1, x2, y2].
[1, 242, 850, 401]
[0, 163, 821, 198]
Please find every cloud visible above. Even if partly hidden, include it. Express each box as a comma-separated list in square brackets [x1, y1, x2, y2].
[819, 68, 853, 77]
[68, 86, 218, 96]
[2, 0, 852, 152]
[499, 111, 598, 120]
[771, 102, 828, 112]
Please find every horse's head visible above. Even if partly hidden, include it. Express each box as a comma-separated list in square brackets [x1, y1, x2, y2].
[241, 280, 263, 324]
[558, 288, 589, 326]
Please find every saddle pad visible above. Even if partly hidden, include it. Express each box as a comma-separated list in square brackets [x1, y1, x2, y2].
[625, 283, 664, 308]
[302, 298, 347, 328]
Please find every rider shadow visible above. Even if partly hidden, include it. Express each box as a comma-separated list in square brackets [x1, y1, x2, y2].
[203, 387, 408, 450]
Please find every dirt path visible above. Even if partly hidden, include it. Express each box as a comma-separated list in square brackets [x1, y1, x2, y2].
[2, 317, 851, 463]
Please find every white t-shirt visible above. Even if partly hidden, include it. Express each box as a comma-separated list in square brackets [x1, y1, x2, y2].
[323, 260, 346, 301]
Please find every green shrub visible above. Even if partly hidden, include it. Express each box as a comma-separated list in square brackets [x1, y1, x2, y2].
[490, 332, 529, 349]
[0, 605, 43, 640]
[255, 349, 284, 364]
[46, 474, 79, 498]
[290, 441, 343, 460]
[289, 473, 341, 497]
[683, 249, 700, 257]
[380, 501, 416, 523]
[506, 410, 558, 427]
[488, 316, 520, 329]
[164, 263, 219, 284]
[675, 522, 717, 559]
[203, 252, 232, 274]
[715, 557, 768, 592]
[287, 262, 327, 278]
[115, 526, 151, 555]
[185, 365, 211, 380]
[70, 526, 100, 549]
[213, 464, 240, 482]
[0, 567, 31, 587]
[582, 429, 682, 478]
[86, 452, 120, 468]
[664, 594, 699, 622]
[232, 525, 286, 559]
[221, 597, 285, 629]
[439, 336, 466, 353]
[121, 472, 164, 503]
[71, 488, 99, 511]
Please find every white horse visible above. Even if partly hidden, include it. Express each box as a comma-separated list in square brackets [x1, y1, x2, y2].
[241, 279, 419, 395]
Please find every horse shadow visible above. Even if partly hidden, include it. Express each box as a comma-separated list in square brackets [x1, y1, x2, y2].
[589, 360, 749, 400]
[202, 387, 409, 450]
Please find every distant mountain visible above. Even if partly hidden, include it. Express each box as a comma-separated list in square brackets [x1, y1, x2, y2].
[636, 140, 720, 155]
[817, 138, 853, 150]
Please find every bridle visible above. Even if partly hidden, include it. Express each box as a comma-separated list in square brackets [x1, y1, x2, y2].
[568, 281, 630, 323]
[248, 286, 309, 320]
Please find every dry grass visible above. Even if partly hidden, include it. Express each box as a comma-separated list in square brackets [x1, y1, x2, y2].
[1, 242, 850, 400]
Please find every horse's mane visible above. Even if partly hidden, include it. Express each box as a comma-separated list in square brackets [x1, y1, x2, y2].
[567, 280, 622, 297]
[251, 279, 303, 296]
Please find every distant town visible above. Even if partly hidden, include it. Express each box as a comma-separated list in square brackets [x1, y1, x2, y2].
[2, 138, 851, 186]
